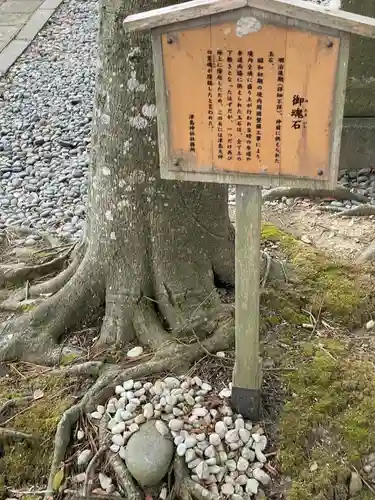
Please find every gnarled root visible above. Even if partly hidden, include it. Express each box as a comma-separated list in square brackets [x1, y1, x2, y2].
[337, 204, 375, 217]
[356, 239, 375, 264]
[263, 186, 368, 204]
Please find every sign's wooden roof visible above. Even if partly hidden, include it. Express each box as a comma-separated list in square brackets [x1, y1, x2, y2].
[123, 0, 375, 38]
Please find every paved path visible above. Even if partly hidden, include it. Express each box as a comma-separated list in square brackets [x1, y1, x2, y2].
[0, 0, 64, 76]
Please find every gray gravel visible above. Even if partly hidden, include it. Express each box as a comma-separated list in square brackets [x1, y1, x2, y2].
[0, 0, 97, 239]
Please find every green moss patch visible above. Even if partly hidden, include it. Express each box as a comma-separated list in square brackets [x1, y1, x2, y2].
[261, 223, 374, 326]
[0, 373, 77, 488]
[261, 224, 375, 499]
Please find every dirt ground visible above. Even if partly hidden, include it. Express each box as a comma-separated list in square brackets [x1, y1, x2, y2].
[230, 199, 375, 263]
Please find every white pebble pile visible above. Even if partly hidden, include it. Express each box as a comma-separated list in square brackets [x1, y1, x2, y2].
[88, 375, 271, 499]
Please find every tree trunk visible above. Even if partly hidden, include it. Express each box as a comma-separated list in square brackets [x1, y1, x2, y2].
[0, 0, 236, 362]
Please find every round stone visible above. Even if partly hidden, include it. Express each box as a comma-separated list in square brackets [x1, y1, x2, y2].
[209, 433, 221, 446]
[169, 419, 184, 432]
[111, 422, 126, 434]
[123, 380, 134, 390]
[177, 443, 186, 456]
[221, 483, 234, 496]
[127, 346, 144, 358]
[124, 421, 174, 487]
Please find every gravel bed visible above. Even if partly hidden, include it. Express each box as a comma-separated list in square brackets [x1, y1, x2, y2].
[76, 374, 271, 499]
[0, 0, 98, 240]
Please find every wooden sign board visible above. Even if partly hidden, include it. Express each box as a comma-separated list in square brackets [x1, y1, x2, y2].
[124, 0, 375, 188]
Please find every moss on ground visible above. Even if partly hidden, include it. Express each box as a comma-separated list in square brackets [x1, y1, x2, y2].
[0, 373, 77, 488]
[261, 223, 374, 326]
[261, 224, 375, 499]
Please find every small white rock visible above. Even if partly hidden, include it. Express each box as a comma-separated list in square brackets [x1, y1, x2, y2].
[99, 473, 112, 492]
[143, 402, 154, 419]
[115, 385, 124, 395]
[239, 428, 251, 443]
[127, 346, 144, 358]
[241, 447, 255, 461]
[215, 421, 227, 439]
[159, 486, 168, 500]
[129, 423, 139, 433]
[74, 472, 86, 482]
[110, 444, 120, 453]
[77, 449, 92, 466]
[219, 388, 231, 398]
[112, 434, 125, 446]
[90, 411, 103, 420]
[226, 459, 237, 471]
[366, 319, 375, 330]
[134, 414, 146, 425]
[111, 422, 126, 434]
[155, 420, 169, 436]
[237, 457, 249, 472]
[236, 474, 247, 485]
[123, 379, 134, 390]
[177, 443, 187, 456]
[192, 376, 202, 387]
[169, 419, 184, 431]
[216, 351, 225, 358]
[120, 410, 133, 421]
[254, 445, 267, 463]
[192, 407, 208, 417]
[246, 478, 259, 494]
[201, 382, 212, 391]
[196, 461, 209, 479]
[184, 393, 195, 405]
[154, 380, 164, 395]
[196, 433, 206, 442]
[204, 445, 216, 458]
[209, 433, 221, 447]
[174, 436, 185, 445]
[107, 403, 116, 414]
[185, 435, 197, 448]
[253, 468, 271, 486]
[97, 405, 105, 415]
[77, 429, 84, 441]
[225, 429, 239, 443]
[235, 418, 245, 430]
[221, 483, 234, 496]
[164, 377, 180, 389]
[185, 449, 196, 463]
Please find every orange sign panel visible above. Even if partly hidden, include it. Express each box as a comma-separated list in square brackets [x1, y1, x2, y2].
[161, 20, 340, 181]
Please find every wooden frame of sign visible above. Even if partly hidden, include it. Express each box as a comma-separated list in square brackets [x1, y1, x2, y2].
[124, 0, 375, 189]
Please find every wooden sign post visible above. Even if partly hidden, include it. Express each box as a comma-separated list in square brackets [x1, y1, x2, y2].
[124, 0, 375, 420]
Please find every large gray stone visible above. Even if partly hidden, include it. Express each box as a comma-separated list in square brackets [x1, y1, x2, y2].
[124, 421, 174, 487]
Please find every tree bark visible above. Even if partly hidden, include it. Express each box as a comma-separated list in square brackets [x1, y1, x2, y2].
[0, 0, 235, 361]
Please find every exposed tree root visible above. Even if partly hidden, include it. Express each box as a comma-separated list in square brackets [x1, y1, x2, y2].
[0, 395, 32, 416]
[83, 445, 108, 497]
[262, 186, 368, 204]
[337, 204, 375, 217]
[1, 238, 85, 311]
[0, 244, 75, 288]
[356, 240, 375, 264]
[0, 427, 35, 443]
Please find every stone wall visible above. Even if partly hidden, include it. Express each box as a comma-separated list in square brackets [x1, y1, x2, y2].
[340, 0, 375, 171]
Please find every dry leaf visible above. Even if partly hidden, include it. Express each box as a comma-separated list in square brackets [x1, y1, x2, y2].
[52, 468, 64, 490]
[33, 389, 44, 400]
[310, 461, 318, 472]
